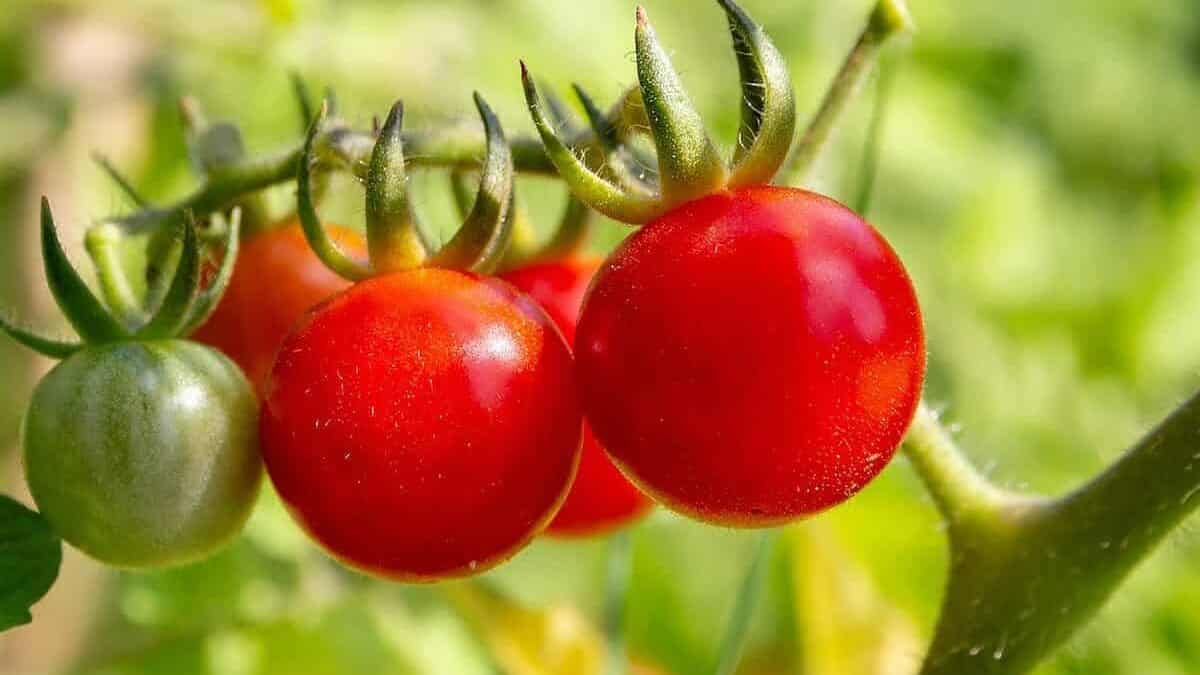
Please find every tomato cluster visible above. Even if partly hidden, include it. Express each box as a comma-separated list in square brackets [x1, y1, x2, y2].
[3, 0, 925, 581]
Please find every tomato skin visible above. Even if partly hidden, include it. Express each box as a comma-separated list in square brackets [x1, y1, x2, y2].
[260, 268, 582, 581]
[191, 223, 365, 396]
[501, 259, 653, 537]
[23, 340, 261, 567]
[576, 186, 925, 526]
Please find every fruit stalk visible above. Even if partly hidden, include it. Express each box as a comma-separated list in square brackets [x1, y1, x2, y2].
[909, 390, 1200, 674]
[780, 0, 913, 186]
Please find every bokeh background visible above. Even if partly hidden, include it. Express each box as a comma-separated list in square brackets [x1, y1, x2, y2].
[2, 0, 1200, 673]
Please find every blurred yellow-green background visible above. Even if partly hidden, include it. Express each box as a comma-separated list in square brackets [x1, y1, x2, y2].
[2, 0, 1200, 673]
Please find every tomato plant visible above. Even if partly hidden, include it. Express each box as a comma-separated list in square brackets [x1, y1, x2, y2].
[191, 221, 364, 395]
[502, 258, 654, 536]
[5, 2, 1200, 675]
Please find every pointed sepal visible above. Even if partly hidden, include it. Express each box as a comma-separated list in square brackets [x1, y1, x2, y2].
[0, 313, 82, 359]
[181, 208, 242, 335]
[522, 63, 665, 224]
[40, 198, 130, 343]
[541, 83, 583, 138]
[297, 102, 373, 281]
[573, 84, 656, 195]
[365, 101, 427, 273]
[634, 6, 727, 205]
[289, 71, 316, 133]
[719, 0, 796, 188]
[432, 93, 514, 272]
[472, 192, 516, 275]
[136, 215, 202, 339]
[449, 169, 475, 220]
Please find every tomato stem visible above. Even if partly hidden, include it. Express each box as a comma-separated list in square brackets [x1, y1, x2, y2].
[901, 403, 1015, 531]
[84, 223, 146, 330]
[852, 62, 895, 214]
[779, 0, 913, 187]
[907, 389, 1200, 674]
[100, 128, 556, 244]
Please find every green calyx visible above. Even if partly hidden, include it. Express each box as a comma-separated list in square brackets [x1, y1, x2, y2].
[634, 6, 728, 205]
[522, 0, 794, 224]
[365, 102, 429, 273]
[450, 85, 608, 269]
[719, 0, 797, 188]
[430, 93, 515, 272]
[0, 200, 241, 359]
[297, 93, 514, 280]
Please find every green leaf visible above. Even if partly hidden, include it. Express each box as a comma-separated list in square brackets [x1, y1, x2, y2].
[0, 495, 62, 631]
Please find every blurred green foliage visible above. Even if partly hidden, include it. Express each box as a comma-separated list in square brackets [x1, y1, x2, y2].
[1, 0, 1199, 673]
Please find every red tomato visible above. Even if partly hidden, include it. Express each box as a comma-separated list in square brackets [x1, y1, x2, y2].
[576, 186, 924, 526]
[192, 223, 365, 396]
[260, 268, 582, 580]
[502, 259, 653, 537]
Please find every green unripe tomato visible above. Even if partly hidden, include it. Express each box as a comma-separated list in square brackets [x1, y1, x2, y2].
[22, 340, 261, 568]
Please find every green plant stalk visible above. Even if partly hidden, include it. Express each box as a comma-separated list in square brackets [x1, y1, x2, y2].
[84, 223, 146, 330]
[105, 127, 555, 239]
[780, 0, 912, 186]
[852, 62, 894, 214]
[904, 392, 1200, 674]
[902, 404, 1017, 529]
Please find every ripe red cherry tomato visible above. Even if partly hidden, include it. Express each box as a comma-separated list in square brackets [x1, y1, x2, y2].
[260, 268, 582, 580]
[502, 258, 653, 537]
[576, 186, 925, 526]
[192, 222, 365, 395]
